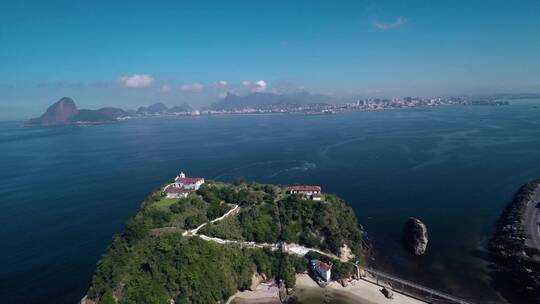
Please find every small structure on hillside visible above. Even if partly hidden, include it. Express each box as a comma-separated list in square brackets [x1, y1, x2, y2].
[164, 186, 190, 198]
[310, 259, 332, 282]
[174, 172, 205, 190]
[289, 185, 322, 200]
[163, 171, 205, 198]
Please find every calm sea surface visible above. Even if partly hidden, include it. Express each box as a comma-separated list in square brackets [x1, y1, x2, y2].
[2, 100, 540, 303]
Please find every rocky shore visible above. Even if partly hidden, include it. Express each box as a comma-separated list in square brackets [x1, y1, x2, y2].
[489, 180, 540, 303]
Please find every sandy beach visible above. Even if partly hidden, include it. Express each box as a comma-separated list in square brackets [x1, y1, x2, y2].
[227, 274, 427, 304]
[290, 274, 427, 304]
[227, 282, 281, 304]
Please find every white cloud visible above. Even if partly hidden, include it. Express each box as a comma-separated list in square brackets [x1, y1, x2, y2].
[253, 80, 267, 92]
[242, 80, 267, 92]
[374, 17, 406, 30]
[181, 83, 204, 93]
[159, 85, 172, 94]
[217, 80, 228, 86]
[118, 74, 154, 88]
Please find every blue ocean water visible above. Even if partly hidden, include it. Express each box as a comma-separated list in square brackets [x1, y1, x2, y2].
[2, 101, 540, 303]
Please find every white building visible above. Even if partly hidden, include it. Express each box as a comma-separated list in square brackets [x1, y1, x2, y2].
[164, 186, 190, 199]
[288, 185, 322, 200]
[313, 260, 332, 282]
[174, 172, 205, 190]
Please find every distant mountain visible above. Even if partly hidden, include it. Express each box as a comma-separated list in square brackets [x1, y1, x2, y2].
[168, 103, 194, 113]
[210, 91, 335, 110]
[137, 102, 168, 114]
[27, 97, 79, 126]
[27, 97, 129, 126]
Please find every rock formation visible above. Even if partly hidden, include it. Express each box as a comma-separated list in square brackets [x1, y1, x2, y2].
[27, 97, 128, 126]
[403, 217, 428, 255]
[27, 97, 79, 125]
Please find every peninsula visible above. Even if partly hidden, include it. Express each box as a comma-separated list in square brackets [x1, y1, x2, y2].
[82, 172, 367, 304]
[82, 172, 476, 304]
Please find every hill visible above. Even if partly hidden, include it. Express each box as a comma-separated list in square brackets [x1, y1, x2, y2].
[168, 103, 194, 113]
[84, 180, 365, 304]
[137, 102, 168, 114]
[27, 98, 129, 126]
[209, 92, 336, 111]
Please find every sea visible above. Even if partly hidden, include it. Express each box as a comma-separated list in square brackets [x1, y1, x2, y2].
[2, 100, 540, 304]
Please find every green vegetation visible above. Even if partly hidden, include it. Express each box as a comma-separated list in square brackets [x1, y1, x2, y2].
[202, 183, 365, 259]
[86, 180, 365, 303]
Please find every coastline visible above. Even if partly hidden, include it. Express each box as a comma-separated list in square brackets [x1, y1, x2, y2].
[290, 274, 426, 304]
[489, 180, 540, 303]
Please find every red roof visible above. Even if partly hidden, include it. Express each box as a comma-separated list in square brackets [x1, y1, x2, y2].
[289, 185, 321, 192]
[316, 260, 332, 271]
[175, 177, 204, 184]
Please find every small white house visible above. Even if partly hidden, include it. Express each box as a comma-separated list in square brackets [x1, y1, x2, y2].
[314, 260, 332, 282]
[164, 186, 190, 199]
[288, 185, 322, 200]
[174, 172, 205, 190]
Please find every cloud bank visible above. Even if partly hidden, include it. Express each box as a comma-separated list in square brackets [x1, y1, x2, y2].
[374, 17, 406, 30]
[181, 83, 204, 93]
[119, 74, 154, 88]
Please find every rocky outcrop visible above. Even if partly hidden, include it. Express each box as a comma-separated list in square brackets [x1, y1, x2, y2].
[402, 217, 428, 255]
[27, 98, 129, 126]
[27, 97, 79, 125]
[249, 272, 267, 291]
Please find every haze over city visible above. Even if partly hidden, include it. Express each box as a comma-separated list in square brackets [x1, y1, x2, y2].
[1, 0, 540, 120]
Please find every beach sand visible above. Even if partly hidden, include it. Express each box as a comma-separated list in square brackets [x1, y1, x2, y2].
[227, 274, 427, 304]
[227, 282, 281, 304]
[290, 274, 427, 304]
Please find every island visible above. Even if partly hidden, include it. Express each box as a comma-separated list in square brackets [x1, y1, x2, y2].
[82, 172, 366, 304]
[489, 180, 540, 303]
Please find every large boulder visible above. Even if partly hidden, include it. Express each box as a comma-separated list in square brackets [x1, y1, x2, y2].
[403, 217, 428, 255]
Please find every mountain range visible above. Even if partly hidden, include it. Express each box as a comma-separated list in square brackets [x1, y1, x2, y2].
[26, 91, 337, 126]
[209, 91, 337, 110]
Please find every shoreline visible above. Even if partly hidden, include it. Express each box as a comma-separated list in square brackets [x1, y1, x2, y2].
[489, 180, 540, 303]
[227, 274, 427, 304]
[290, 274, 426, 304]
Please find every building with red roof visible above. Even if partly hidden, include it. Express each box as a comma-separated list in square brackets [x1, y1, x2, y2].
[174, 172, 205, 190]
[288, 185, 322, 200]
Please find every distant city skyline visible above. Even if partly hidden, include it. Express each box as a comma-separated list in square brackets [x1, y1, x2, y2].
[1, 0, 540, 120]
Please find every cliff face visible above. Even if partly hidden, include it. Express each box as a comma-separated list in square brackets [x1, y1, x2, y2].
[403, 217, 428, 255]
[28, 97, 79, 125]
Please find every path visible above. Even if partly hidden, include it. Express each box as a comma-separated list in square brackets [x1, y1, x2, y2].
[182, 204, 240, 236]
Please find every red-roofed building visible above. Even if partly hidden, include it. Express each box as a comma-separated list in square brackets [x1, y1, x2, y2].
[310, 260, 332, 282]
[174, 172, 205, 190]
[288, 185, 322, 200]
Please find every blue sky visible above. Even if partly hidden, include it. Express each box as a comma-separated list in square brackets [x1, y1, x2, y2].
[1, 0, 540, 119]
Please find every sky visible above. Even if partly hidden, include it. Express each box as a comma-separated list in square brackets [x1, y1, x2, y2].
[1, 0, 540, 120]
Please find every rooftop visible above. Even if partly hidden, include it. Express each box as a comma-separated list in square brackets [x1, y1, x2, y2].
[289, 185, 321, 192]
